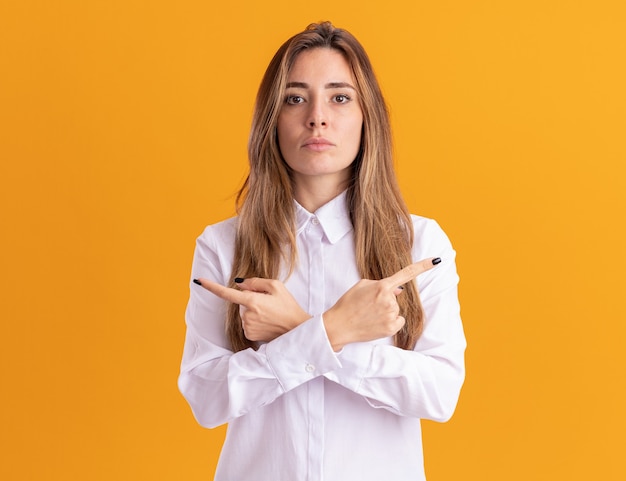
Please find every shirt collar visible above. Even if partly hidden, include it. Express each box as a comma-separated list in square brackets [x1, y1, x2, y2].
[294, 190, 353, 244]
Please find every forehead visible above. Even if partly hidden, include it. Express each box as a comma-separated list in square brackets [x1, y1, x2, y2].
[287, 48, 354, 82]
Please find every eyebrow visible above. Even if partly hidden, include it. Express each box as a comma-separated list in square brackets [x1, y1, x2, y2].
[285, 81, 356, 90]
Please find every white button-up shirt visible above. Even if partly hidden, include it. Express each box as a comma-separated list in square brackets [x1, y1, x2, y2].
[178, 192, 466, 481]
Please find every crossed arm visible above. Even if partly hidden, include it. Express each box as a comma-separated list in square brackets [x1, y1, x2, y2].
[193, 257, 440, 351]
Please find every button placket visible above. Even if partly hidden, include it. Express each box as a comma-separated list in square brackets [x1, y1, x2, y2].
[303, 212, 326, 479]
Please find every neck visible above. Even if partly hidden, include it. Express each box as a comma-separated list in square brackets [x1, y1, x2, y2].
[292, 176, 348, 212]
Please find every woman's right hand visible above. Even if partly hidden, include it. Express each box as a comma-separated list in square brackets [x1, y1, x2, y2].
[322, 258, 440, 351]
[193, 277, 311, 343]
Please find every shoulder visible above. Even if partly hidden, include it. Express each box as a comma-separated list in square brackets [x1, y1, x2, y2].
[191, 217, 239, 284]
[409, 214, 460, 291]
[197, 216, 238, 244]
[409, 214, 455, 259]
[195, 216, 238, 257]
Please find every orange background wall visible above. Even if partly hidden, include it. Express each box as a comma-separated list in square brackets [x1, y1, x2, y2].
[1, 1, 624, 479]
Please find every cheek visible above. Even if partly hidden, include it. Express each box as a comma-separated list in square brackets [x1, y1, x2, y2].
[349, 119, 364, 152]
[276, 117, 291, 151]
[276, 119, 298, 166]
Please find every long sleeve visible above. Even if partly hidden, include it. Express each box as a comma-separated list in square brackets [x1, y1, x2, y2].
[178, 196, 466, 481]
[323, 218, 466, 421]
[178, 221, 341, 429]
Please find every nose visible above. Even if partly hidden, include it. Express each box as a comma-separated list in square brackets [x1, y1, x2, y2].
[308, 97, 327, 128]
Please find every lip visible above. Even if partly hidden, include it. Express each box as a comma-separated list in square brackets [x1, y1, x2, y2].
[302, 137, 334, 151]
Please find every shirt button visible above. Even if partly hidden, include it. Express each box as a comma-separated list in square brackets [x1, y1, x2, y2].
[311, 217, 319, 226]
[305, 363, 315, 373]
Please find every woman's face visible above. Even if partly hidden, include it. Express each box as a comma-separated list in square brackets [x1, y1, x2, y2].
[277, 48, 363, 192]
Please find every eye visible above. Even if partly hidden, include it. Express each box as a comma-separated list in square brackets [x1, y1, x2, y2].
[333, 94, 351, 103]
[285, 95, 305, 105]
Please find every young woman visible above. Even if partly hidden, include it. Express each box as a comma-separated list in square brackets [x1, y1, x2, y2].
[179, 21, 466, 481]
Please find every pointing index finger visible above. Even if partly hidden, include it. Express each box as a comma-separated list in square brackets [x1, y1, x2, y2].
[383, 257, 441, 288]
[193, 278, 247, 304]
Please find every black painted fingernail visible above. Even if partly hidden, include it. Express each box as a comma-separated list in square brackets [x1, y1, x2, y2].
[193, 279, 202, 285]
[432, 257, 442, 265]
[234, 277, 245, 283]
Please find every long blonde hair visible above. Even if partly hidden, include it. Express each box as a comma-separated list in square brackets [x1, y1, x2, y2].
[227, 22, 423, 351]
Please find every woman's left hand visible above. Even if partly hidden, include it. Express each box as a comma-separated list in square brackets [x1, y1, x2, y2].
[193, 277, 311, 342]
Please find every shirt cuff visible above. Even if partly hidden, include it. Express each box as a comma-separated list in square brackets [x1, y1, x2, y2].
[265, 314, 342, 392]
[323, 342, 374, 393]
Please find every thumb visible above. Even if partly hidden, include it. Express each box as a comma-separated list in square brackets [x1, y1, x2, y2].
[393, 285, 405, 296]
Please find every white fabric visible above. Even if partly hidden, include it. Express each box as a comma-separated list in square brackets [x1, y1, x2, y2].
[178, 191, 466, 481]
